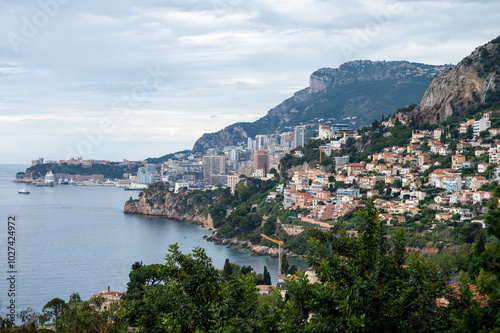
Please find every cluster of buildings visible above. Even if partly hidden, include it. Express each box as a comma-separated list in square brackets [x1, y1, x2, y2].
[161, 122, 349, 193]
[274, 111, 500, 228]
[31, 157, 144, 167]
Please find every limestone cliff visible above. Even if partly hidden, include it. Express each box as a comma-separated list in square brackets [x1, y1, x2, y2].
[412, 36, 500, 124]
[124, 183, 303, 258]
[124, 183, 215, 229]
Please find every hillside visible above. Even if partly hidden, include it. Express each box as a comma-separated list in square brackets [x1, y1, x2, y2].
[192, 60, 450, 153]
[411, 35, 500, 124]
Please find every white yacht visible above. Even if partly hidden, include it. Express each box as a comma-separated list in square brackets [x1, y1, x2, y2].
[45, 171, 55, 187]
[18, 188, 30, 194]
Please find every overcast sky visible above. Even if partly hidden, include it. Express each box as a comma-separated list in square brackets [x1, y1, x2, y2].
[0, 0, 499, 164]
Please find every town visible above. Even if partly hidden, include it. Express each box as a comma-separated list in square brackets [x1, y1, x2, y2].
[18, 109, 500, 236]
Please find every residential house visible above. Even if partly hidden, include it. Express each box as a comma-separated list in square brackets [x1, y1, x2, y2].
[434, 128, 445, 141]
[359, 176, 377, 189]
[435, 213, 451, 221]
[473, 191, 492, 204]
[488, 128, 500, 136]
[345, 163, 366, 176]
[449, 193, 462, 205]
[477, 163, 490, 173]
[295, 192, 312, 209]
[283, 189, 300, 209]
[452, 154, 466, 170]
[418, 153, 431, 166]
[475, 149, 487, 157]
[470, 176, 487, 191]
[316, 190, 331, 201]
[461, 192, 474, 204]
[336, 188, 361, 200]
[461, 161, 476, 169]
[90, 289, 125, 312]
[439, 147, 452, 156]
[309, 181, 324, 196]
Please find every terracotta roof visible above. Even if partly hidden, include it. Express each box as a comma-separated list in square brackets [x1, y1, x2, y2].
[256, 285, 272, 290]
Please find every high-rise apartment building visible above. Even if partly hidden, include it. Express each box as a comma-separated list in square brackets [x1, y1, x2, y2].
[253, 150, 270, 173]
[293, 125, 306, 149]
[255, 134, 269, 150]
[203, 156, 226, 184]
[280, 132, 294, 148]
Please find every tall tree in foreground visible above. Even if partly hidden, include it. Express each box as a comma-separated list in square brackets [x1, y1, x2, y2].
[302, 199, 456, 332]
[458, 187, 500, 332]
[121, 244, 261, 332]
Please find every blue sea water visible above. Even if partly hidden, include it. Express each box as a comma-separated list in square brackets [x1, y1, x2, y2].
[0, 164, 306, 320]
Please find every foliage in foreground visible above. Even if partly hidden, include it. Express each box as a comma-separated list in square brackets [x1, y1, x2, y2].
[4, 198, 499, 332]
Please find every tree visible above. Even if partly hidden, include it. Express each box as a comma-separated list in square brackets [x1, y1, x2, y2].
[263, 266, 272, 285]
[263, 215, 277, 236]
[69, 293, 81, 304]
[457, 188, 500, 331]
[282, 253, 290, 276]
[42, 298, 68, 330]
[468, 233, 486, 278]
[124, 262, 161, 301]
[223, 258, 233, 281]
[122, 244, 261, 332]
[301, 200, 457, 332]
[467, 125, 474, 139]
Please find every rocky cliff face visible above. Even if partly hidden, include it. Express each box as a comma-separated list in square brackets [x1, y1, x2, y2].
[192, 60, 449, 153]
[124, 185, 303, 257]
[124, 185, 214, 229]
[412, 37, 500, 124]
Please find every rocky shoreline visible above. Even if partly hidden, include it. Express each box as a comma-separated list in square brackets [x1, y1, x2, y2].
[124, 200, 303, 259]
[124, 186, 305, 259]
[203, 232, 304, 259]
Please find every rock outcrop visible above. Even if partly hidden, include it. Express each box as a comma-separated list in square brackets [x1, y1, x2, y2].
[204, 232, 303, 258]
[412, 36, 500, 124]
[124, 185, 215, 230]
[124, 185, 301, 258]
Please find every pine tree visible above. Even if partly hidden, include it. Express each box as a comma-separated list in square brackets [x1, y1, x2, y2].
[263, 266, 272, 285]
[281, 253, 290, 276]
[223, 258, 233, 281]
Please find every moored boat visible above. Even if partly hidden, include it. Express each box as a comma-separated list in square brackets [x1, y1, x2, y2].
[18, 188, 30, 194]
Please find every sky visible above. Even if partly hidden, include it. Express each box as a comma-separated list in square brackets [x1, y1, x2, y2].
[0, 0, 499, 164]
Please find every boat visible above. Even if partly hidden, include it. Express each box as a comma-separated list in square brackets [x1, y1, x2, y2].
[18, 188, 30, 194]
[35, 180, 44, 187]
[124, 183, 148, 191]
[45, 171, 55, 187]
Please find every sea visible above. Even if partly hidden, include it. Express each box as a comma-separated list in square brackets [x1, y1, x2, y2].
[0, 164, 306, 321]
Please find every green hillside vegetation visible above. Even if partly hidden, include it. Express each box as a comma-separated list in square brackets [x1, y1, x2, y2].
[287, 78, 430, 128]
[22, 163, 139, 180]
[5, 198, 499, 332]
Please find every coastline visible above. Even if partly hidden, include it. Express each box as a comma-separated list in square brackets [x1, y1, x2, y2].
[124, 202, 304, 259]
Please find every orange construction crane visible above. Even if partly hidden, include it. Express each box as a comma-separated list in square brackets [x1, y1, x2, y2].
[260, 234, 285, 280]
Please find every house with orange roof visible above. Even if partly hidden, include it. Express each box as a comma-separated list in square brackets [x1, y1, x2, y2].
[295, 192, 312, 209]
[477, 163, 491, 173]
[470, 176, 487, 191]
[90, 288, 125, 312]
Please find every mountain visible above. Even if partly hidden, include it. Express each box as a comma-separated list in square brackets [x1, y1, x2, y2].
[192, 60, 450, 152]
[411, 35, 500, 124]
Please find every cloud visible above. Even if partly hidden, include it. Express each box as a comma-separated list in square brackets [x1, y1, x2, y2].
[0, 0, 499, 163]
